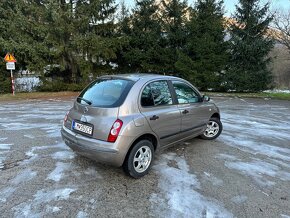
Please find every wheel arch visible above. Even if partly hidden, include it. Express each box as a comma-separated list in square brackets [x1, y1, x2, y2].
[211, 112, 220, 120]
[122, 133, 158, 166]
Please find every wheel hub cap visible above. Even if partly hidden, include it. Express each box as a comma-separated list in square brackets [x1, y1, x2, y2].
[133, 145, 152, 173]
[204, 121, 219, 138]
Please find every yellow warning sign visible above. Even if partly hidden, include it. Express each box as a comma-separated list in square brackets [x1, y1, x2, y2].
[4, 53, 17, 63]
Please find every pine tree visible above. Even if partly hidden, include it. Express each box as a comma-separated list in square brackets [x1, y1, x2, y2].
[114, 0, 131, 72]
[74, 0, 127, 77]
[122, 0, 167, 73]
[176, 0, 227, 90]
[161, 0, 189, 74]
[226, 0, 274, 92]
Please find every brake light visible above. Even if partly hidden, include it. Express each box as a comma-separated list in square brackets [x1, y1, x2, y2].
[64, 111, 69, 123]
[107, 119, 123, 142]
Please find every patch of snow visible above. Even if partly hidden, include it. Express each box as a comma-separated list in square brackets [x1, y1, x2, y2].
[215, 154, 239, 161]
[203, 172, 223, 186]
[13, 188, 76, 217]
[47, 162, 71, 182]
[0, 143, 12, 150]
[225, 160, 290, 187]
[0, 137, 7, 142]
[150, 153, 233, 218]
[77, 211, 88, 218]
[46, 205, 61, 213]
[231, 195, 248, 204]
[11, 169, 37, 185]
[281, 214, 290, 218]
[52, 150, 75, 160]
[84, 167, 103, 179]
[0, 143, 12, 169]
[24, 134, 35, 139]
[34, 188, 76, 203]
[0, 187, 16, 203]
[263, 89, 290, 94]
[220, 135, 290, 162]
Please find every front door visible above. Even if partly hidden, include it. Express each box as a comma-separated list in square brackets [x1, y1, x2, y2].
[171, 80, 208, 135]
[139, 80, 181, 146]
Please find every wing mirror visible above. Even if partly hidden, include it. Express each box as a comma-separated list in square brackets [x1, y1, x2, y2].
[202, 95, 210, 102]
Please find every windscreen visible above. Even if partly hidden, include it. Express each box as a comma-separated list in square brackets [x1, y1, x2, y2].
[77, 78, 134, 107]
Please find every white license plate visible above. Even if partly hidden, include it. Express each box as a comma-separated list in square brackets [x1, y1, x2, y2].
[72, 121, 93, 135]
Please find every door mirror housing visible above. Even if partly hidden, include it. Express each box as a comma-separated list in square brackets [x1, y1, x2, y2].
[202, 95, 210, 102]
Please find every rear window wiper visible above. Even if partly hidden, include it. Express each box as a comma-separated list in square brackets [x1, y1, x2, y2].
[77, 97, 92, 105]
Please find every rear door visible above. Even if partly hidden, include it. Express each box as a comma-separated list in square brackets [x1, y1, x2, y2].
[139, 80, 181, 147]
[171, 80, 208, 135]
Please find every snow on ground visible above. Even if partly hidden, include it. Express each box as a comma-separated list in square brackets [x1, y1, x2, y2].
[47, 162, 72, 182]
[217, 98, 290, 188]
[0, 141, 12, 169]
[263, 89, 290, 94]
[11, 168, 37, 185]
[150, 153, 233, 218]
[230, 195, 248, 204]
[13, 188, 76, 217]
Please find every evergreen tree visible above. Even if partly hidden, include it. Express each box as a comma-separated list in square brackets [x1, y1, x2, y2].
[176, 0, 227, 90]
[161, 0, 189, 74]
[114, 0, 131, 72]
[226, 0, 274, 92]
[122, 0, 167, 73]
[74, 0, 127, 77]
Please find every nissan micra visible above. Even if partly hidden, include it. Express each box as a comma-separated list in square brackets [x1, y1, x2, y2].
[61, 74, 222, 178]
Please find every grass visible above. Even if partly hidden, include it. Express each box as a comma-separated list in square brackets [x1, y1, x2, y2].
[0, 91, 79, 102]
[0, 91, 290, 102]
[204, 92, 290, 101]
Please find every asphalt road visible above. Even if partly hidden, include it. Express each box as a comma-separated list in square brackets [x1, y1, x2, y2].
[0, 97, 289, 218]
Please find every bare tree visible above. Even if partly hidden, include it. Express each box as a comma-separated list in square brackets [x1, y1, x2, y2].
[272, 9, 290, 53]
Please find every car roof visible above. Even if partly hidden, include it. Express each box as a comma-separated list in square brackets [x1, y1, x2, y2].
[100, 73, 179, 82]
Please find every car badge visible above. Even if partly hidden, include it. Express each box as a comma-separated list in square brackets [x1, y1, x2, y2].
[84, 106, 89, 114]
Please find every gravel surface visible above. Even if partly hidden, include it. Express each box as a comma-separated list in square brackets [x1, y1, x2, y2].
[0, 97, 289, 218]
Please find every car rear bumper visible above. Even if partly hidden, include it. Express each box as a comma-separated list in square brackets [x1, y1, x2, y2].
[61, 126, 129, 167]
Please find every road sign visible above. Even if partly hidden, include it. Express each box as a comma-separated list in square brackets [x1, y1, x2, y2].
[4, 53, 17, 62]
[6, 62, 15, 70]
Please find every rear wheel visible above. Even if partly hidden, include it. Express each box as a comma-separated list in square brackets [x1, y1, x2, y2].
[123, 140, 154, 178]
[200, 117, 222, 140]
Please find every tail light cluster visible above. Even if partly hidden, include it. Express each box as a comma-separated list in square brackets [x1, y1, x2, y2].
[107, 119, 123, 142]
[64, 111, 69, 123]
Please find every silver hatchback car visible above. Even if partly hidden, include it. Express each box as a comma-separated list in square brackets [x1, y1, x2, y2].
[61, 74, 222, 178]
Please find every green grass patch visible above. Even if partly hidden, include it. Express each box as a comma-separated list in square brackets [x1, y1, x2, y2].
[0, 91, 79, 102]
[204, 92, 290, 101]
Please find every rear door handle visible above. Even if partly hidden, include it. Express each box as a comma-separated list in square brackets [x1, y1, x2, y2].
[182, 109, 189, 114]
[150, 115, 159, 120]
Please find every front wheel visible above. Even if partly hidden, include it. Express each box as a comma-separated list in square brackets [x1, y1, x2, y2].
[123, 140, 154, 178]
[200, 117, 223, 140]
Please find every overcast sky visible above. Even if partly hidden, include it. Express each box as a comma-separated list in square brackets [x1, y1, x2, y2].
[122, 0, 290, 15]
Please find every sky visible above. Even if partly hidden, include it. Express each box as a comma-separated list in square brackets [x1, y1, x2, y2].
[122, 0, 290, 15]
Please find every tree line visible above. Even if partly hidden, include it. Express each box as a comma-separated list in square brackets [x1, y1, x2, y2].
[0, 0, 274, 93]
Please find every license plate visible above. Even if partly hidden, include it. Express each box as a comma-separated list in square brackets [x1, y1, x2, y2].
[72, 121, 93, 136]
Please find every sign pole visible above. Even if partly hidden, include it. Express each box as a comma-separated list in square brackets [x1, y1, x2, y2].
[10, 69, 15, 96]
[4, 53, 17, 96]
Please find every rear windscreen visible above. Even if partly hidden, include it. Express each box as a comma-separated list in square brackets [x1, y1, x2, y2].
[77, 78, 134, 107]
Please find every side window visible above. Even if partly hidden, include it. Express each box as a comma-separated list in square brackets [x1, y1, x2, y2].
[141, 81, 173, 107]
[141, 85, 154, 107]
[172, 81, 200, 104]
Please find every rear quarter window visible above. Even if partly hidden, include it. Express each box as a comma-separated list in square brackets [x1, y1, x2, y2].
[77, 78, 134, 107]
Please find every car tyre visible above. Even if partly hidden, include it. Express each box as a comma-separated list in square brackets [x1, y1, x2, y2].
[200, 117, 223, 140]
[123, 140, 154, 178]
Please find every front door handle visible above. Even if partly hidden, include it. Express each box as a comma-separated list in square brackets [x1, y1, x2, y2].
[150, 115, 159, 120]
[182, 109, 189, 114]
